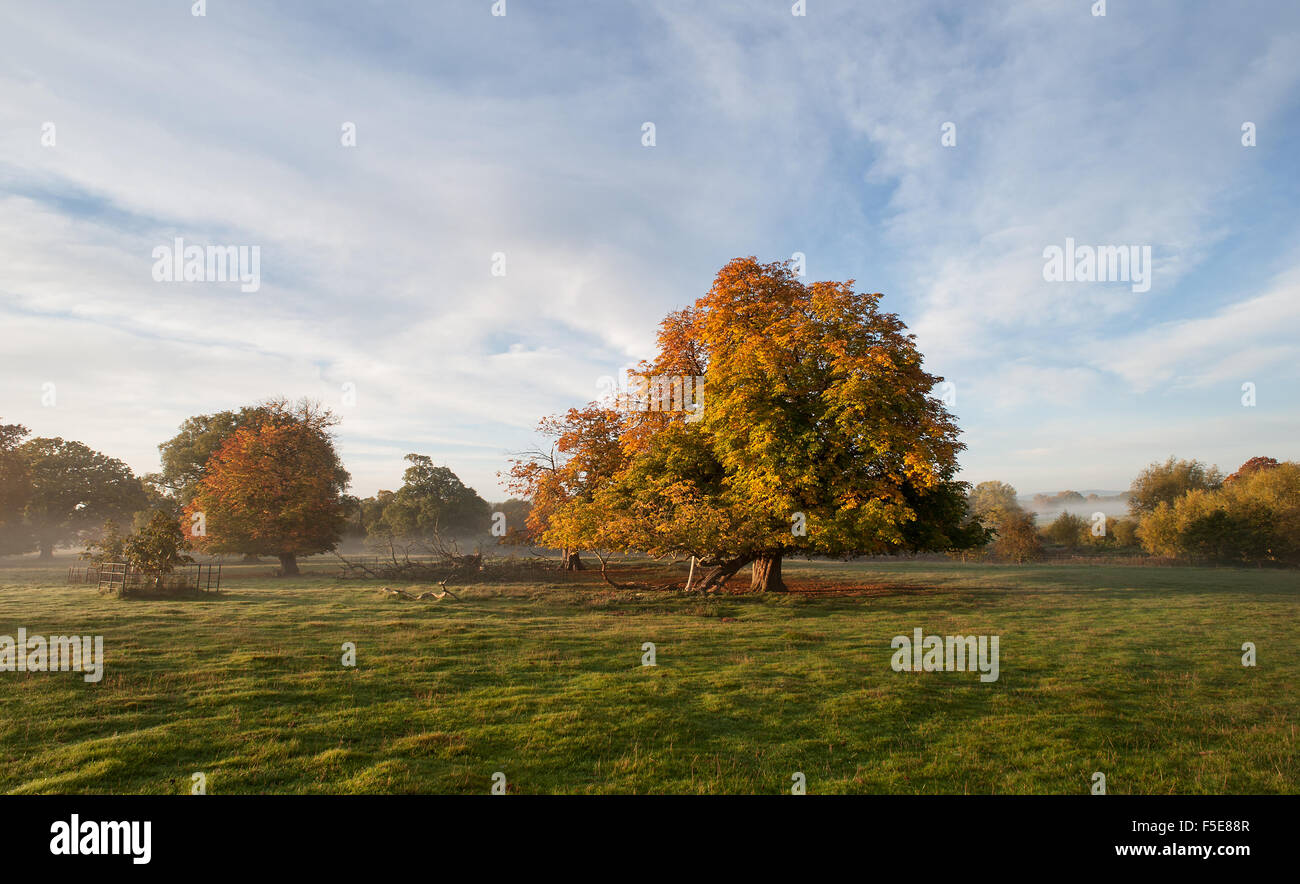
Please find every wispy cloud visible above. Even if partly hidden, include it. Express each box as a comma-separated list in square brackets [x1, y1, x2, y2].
[1, 0, 1297, 496]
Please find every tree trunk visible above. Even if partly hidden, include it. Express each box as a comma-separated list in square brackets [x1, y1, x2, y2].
[563, 549, 584, 571]
[278, 553, 300, 576]
[695, 555, 755, 593]
[750, 553, 787, 593]
[38, 542, 54, 560]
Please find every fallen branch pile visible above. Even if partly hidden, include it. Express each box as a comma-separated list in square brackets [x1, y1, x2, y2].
[378, 586, 459, 601]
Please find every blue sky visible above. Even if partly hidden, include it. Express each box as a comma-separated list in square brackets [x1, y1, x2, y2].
[2, 0, 1298, 499]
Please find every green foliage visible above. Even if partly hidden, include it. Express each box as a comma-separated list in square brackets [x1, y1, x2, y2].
[0, 422, 33, 555]
[1110, 517, 1139, 548]
[17, 437, 148, 558]
[967, 481, 1020, 528]
[1078, 515, 1132, 547]
[373, 455, 489, 539]
[1045, 511, 1088, 547]
[124, 510, 194, 575]
[83, 520, 128, 565]
[489, 498, 532, 542]
[84, 513, 193, 576]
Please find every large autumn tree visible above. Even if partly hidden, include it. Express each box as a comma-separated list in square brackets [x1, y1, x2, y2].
[184, 400, 349, 575]
[536, 257, 985, 592]
[156, 404, 281, 503]
[158, 402, 327, 563]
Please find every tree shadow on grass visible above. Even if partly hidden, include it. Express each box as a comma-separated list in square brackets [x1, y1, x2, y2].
[108, 589, 239, 602]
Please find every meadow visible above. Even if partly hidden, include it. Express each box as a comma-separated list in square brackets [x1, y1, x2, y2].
[0, 556, 1295, 794]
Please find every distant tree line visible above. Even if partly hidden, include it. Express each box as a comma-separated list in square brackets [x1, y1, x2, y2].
[967, 455, 1298, 566]
[0, 400, 512, 577]
[0, 421, 149, 559]
[6, 388, 1295, 577]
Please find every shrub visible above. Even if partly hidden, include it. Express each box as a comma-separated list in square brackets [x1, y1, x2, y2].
[1046, 511, 1087, 548]
[1136, 463, 1300, 565]
[1110, 518, 1139, 548]
[125, 510, 194, 577]
[993, 510, 1043, 563]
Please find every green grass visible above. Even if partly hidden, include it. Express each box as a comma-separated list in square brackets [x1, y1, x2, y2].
[0, 556, 1296, 794]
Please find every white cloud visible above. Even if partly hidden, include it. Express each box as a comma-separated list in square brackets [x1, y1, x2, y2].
[1090, 269, 1300, 392]
[2, 0, 1298, 499]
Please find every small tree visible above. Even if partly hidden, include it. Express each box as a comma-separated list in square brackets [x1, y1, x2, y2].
[83, 519, 129, 565]
[83, 513, 193, 591]
[992, 510, 1043, 563]
[1080, 515, 1114, 547]
[968, 481, 1021, 530]
[1110, 517, 1139, 548]
[503, 408, 626, 571]
[127, 510, 194, 579]
[1135, 502, 1180, 558]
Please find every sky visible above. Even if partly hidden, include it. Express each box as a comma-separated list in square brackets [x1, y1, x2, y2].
[2, 0, 1298, 501]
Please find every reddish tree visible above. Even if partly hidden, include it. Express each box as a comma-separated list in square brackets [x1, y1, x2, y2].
[184, 402, 348, 576]
[1226, 456, 1280, 483]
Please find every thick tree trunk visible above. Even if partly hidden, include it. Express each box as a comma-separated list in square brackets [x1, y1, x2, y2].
[563, 549, 584, 571]
[695, 555, 755, 593]
[750, 553, 787, 593]
[38, 542, 54, 560]
[278, 553, 300, 576]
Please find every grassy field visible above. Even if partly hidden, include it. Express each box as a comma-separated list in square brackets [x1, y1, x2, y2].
[0, 556, 1296, 794]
